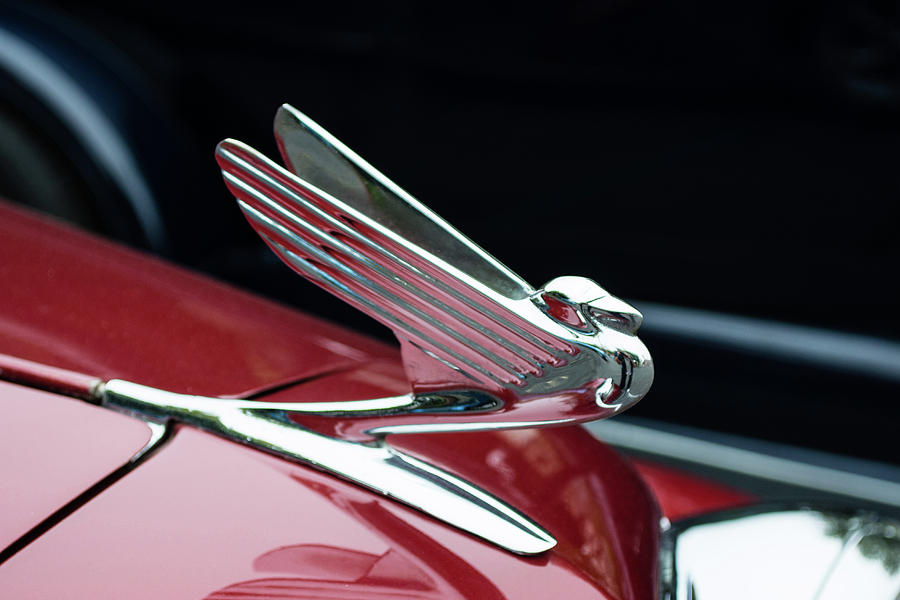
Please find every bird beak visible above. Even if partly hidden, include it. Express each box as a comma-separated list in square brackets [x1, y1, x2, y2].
[586, 296, 643, 335]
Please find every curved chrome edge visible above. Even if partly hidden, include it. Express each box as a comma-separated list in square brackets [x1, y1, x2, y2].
[0, 410, 170, 566]
[181, 389, 501, 420]
[100, 379, 557, 555]
[660, 503, 900, 600]
[131, 420, 168, 463]
[365, 417, 576, 436]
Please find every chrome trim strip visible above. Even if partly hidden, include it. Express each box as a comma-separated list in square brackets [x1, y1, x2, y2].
[585, 418, 900, 507]
[366, 418, 575, 436]
[101, 379, 557, 555]
[232, 177, 537, 379]
[218, 146, 549, 369]
[131, 421, 168, 462]
[237, 200, 515, 386]
[218, 139, 567, 359]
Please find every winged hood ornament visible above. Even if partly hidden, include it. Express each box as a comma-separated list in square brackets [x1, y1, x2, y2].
[214, 104, 653, 434]
[94, 104, 654, 555]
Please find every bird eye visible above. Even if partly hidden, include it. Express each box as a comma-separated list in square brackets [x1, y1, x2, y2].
[540, 293, 593, 332]
[586, 305, 643, 335]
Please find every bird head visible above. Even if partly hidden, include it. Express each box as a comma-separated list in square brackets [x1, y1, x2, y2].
[537, 276, 643, 336]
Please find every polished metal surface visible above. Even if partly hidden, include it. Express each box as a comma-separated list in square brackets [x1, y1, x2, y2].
[660, 505, 900, 599]
[132, 420, 168, 463]
[101, 379, 557, 555]
[214, 104, 653, 434]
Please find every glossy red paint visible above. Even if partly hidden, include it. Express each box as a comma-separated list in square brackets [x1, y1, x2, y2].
[255, 364, 660, 597]
[630, 458, 755, 521]
[0, 353, 100, 399]
[0, 379, 151, 549]
[0, 201, 397, 398]
[389, 428, 661, 600]
[0, 426, 656, 600]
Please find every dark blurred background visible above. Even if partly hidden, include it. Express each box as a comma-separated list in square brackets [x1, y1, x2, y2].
[1, 1, 898, 463]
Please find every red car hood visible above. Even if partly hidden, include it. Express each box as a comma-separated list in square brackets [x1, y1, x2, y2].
[0, 202, 662, 599]
[0, 201, 397, 398]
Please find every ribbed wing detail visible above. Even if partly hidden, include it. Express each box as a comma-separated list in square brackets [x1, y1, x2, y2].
[215, 140, 574, 388]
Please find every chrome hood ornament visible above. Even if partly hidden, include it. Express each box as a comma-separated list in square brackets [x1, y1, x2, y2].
[214, 104, 653, 434]
[99, 105, 654, 556]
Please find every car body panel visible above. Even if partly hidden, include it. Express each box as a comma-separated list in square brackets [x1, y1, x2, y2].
[0, 379, 151, 549]
[0, 201, 397, 398]
[0, 426, 649, 600]
[627, 458, 755, 521]
[388, 427, 661, 599]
